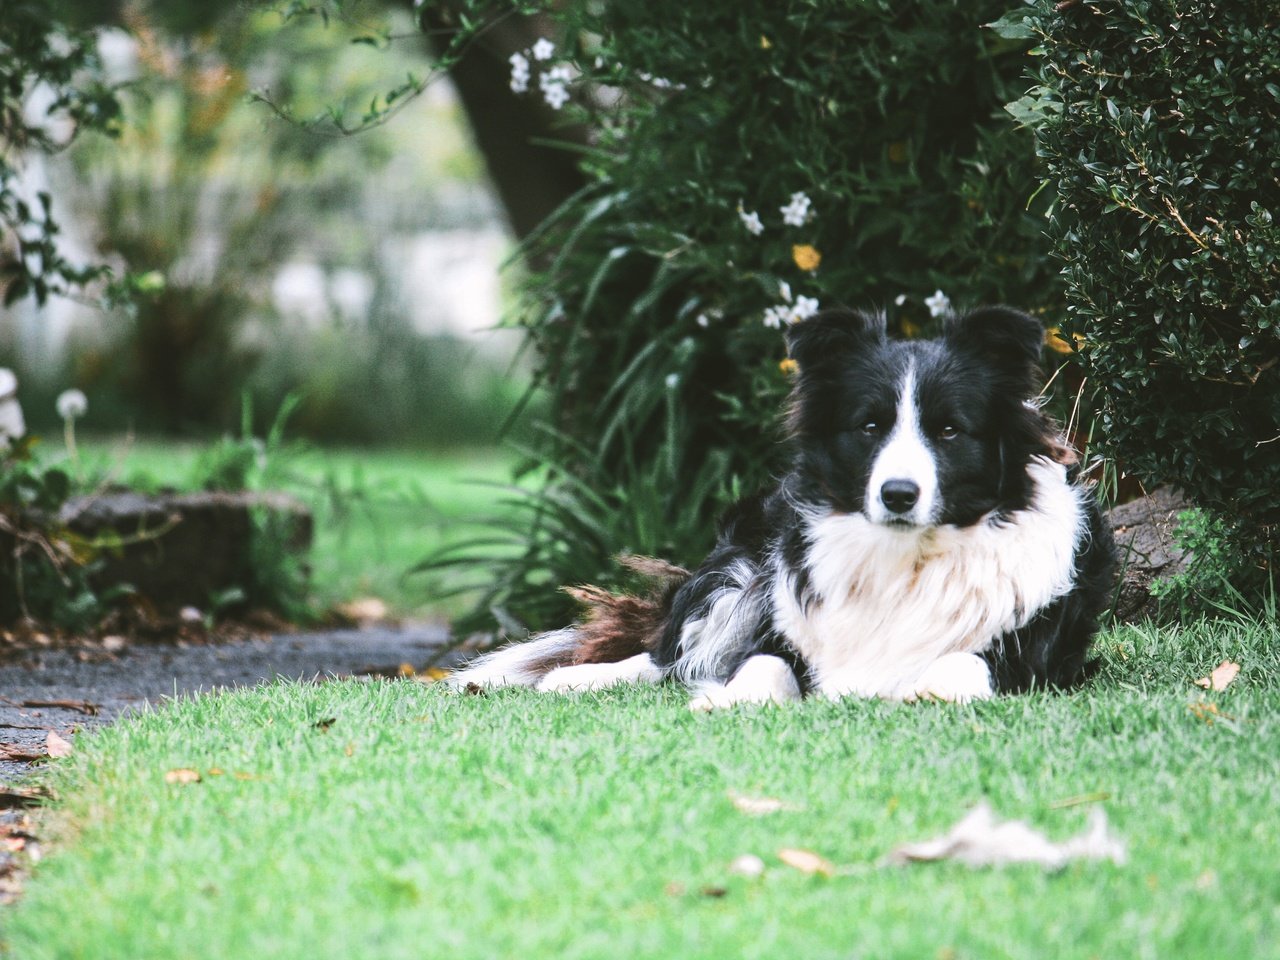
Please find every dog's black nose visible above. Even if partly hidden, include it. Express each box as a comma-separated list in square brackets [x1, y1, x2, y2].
[880, 479, 920, 514]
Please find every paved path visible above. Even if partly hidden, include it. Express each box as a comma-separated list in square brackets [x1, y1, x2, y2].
[0, 625, 457, 784]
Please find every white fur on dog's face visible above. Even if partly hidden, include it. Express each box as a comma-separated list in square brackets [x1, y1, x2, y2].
[865, 364, 939, 527]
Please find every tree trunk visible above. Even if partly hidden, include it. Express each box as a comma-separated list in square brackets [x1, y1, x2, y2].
[1107, 487, 1189, 622]
[421, 8, 590, 244]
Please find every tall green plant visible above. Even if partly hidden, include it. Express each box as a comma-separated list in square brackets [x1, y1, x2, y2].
[440, 0, 1063, 635]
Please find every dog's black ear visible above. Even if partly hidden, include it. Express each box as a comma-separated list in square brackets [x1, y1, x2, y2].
[946, 306, 1043, 377]
[785, 309, 886, 369]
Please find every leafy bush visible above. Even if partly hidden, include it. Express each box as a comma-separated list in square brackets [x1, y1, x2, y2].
[0, 436, 105, 630]
[0, 395, 312, 630]
[0, 1, 121, 304]
[448, 0, 1062, 634]
[1023, 0, 1279, 607]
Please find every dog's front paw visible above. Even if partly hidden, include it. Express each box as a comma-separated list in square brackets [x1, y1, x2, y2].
[910, 653, 994, 704]
[537, 654, 663, 693]
[688, 655, 801, 711]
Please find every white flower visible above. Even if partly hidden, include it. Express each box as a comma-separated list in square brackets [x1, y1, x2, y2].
[541, 81, 570, 110]
[762, 305, 790, 329]
[738, 207, 764, 236]
[894, 293, 908, 306]
[0, 372, 24, 447]
[925, 289, 952, 318]
[665, 372, 680, 389]
[780, 191, 812, 227]
[792, 295, 820, 321]
[545, 64, 573, 83]
[56, 388, 88, 420]
[638, 71, 686, 91]
[531, 37, 555, 61]
[509, 52, 530, 93]
[764, 293, 820, 329]
[696, 313, 710, 328]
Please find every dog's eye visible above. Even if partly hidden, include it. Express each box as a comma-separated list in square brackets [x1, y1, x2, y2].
[861, 421, 880, 435]
[938, 425, 959, 440]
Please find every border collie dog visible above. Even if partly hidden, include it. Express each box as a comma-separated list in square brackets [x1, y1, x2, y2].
[450, 307, 1115, 709]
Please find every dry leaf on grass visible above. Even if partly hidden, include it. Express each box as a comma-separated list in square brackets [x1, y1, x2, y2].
[778, 848, 835, 877]
[887, 802, 1126, 869]
[45, 732, 73, 759]
[164, 768, 201, 785]
[1194, 660, 1240, 692]
[729, 791, 801, 815]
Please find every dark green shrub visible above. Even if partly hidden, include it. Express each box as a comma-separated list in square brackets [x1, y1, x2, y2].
[447, 0, 1063, 634]
[1025, 0, 1279, 608]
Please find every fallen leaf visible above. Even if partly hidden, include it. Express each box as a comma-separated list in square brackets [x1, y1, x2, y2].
[0, 745, 47, 763]
[729, 791, 800, 816]
[3, 698, 99, 716]
[207, 768, 225, 776]
[420, 666, 451, 682]
[397, 663, 416, 678]
[164, 768, 201, 785]
[699, 885, 728, 898]
[45, 731, 73, 759]
[778, 848, 835, 877]
[337, 597, 388, 624]
[0, 787, 48, 809]
[727, 854, 766, 878]
[887, 802, 1126, 869]
[1188, 700, 1234, 724]
[1194, 660, 1240, 691]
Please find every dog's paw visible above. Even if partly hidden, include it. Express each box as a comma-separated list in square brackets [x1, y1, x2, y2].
[537, 654, 662, 693]
[688, 655, 802, 711]
[910, 652, 994, 704]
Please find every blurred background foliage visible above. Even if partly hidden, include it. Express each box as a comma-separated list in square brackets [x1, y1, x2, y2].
[4, 0, 530, 449]
[2, 0, 1274, 631]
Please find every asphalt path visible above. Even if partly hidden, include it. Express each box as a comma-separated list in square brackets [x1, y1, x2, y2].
[0, 625, 458, 784]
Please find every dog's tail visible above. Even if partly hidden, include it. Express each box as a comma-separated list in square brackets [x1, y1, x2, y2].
[445, 556, 689, 690]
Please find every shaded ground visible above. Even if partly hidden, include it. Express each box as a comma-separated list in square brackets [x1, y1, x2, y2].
[0, 625, 457, 784]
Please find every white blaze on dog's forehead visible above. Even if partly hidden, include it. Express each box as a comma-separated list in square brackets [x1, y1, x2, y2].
[866, 363, 939, 524]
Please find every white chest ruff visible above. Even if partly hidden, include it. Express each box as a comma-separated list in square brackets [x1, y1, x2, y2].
[772, 459, 1085, 699]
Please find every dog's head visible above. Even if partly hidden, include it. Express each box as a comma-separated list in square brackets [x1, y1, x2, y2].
[784, 306, 1064, 528]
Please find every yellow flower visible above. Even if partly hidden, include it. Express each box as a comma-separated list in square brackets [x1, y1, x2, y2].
[779, 358, 799, 375]
[792, 244, 822, 272]
[760, 35, 773, 50]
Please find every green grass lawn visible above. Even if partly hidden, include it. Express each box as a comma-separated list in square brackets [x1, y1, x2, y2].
[78, 437, 523, 620]
[5, 619, 1279, 959]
